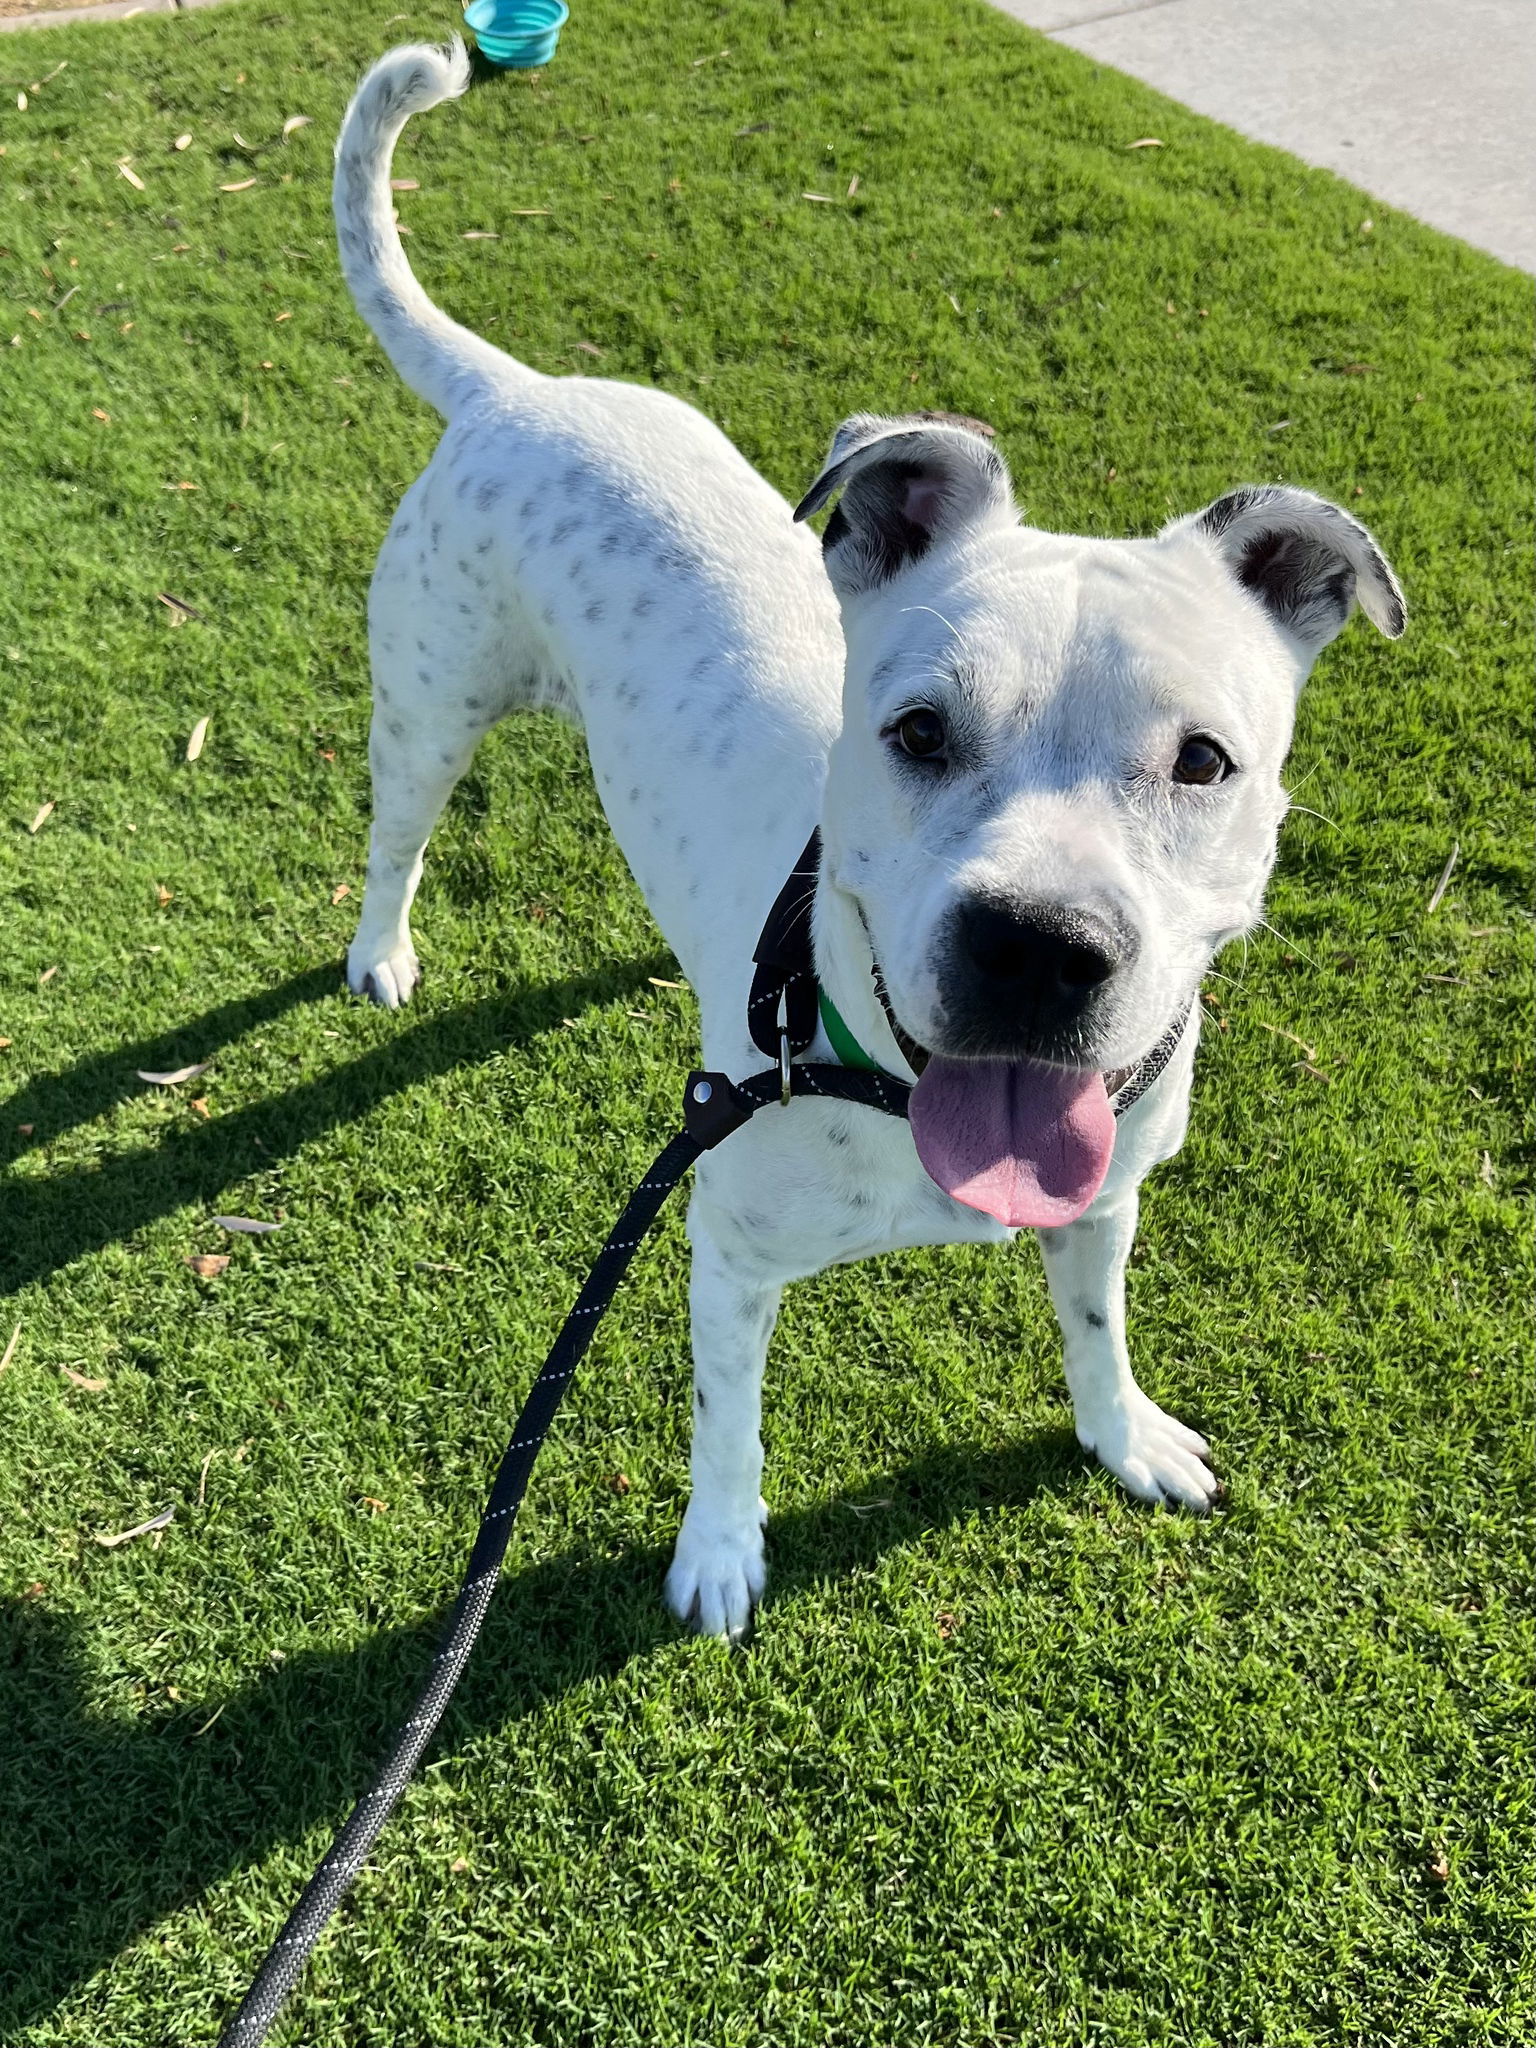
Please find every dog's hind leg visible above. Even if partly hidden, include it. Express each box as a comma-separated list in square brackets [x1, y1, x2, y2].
[347, 513, 549, 1007]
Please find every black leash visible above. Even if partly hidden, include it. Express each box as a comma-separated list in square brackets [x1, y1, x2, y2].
[218, 832, 1190, 2045]
[217, 1059, 909, 2048]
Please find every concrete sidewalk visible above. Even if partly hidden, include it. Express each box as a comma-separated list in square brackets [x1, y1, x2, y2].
[993, 0, 1535, 274]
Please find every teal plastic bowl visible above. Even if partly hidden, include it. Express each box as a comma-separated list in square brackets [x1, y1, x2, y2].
[465, 0, 569, 69]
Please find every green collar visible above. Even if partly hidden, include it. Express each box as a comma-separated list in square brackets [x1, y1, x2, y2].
[817, 984, 887, 1075]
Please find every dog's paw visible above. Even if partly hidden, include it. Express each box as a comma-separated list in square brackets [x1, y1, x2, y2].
[664, 1502, 768, 1641]
[346, 936, 421, 1009]
[1077, 1391, 1219, 1511]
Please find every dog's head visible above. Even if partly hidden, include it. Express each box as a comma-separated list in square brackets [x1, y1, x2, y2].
[796, 412, 1404, 1226]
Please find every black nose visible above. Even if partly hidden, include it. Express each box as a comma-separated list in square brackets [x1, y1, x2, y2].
[960, 900, 1122, 995]
[940, 898, 1133, 1059]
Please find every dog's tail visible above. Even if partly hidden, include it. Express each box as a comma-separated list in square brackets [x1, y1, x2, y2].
[334, 42, 512, 417]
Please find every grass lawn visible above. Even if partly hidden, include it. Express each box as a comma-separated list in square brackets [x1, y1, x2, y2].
[1, 0, 1531, 2041]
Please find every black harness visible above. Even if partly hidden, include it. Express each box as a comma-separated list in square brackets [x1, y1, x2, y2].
[217, 843, 1190, 2047]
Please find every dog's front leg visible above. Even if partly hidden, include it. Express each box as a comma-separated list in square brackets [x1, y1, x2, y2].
[664, 1218, 782, 1639]
[1037, 1195, 1219, 1510]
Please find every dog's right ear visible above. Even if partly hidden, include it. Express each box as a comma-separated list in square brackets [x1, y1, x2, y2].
[793, 412, 1015, 597]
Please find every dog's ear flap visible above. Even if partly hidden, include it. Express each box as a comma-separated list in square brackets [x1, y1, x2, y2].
[793, 412, 1015, 595]
[1173, 485, 1406, 652]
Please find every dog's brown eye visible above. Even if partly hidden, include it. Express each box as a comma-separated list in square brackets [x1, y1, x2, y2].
[1172, 736, 1231, 786]
[895, 708, 947, 762]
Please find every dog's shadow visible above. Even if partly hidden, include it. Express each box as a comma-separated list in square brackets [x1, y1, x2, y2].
[1, 957, 1083, 2026]
[0, 953, 675, 1298]
[1, 1430, 1080, 2032]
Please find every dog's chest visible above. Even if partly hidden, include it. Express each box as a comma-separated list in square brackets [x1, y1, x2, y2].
[696, 1092, 1015, 1280]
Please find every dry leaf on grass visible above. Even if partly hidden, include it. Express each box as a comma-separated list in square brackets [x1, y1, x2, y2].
[510, 209, 551, 218]
[220, 179, 257, 194]
[1, 1323, 20, 1375]
[189, 1096, 210, 1120]
[186, 716, 210, 761]
[185, 1254, 230, 1278]
[462, 230, 500, 240]
[391, 178, 419, 192]
[1255, 1021, 1318, 1062]
[802, 192, 836, 203]
[117, 162, 146, 191]
[37, 966, 57, 986]
[28, 801, 54, 834]
[94, 1505, 174, 1549]
[213, 1216, 283, 1235]
[60, 1366, 108, 1392]
[157, 592, 202, 623]
[576, 341, 604, 357]
[1126, 137, 1164, 149]
[281, 115, 312, 140]
[173, 133, 192, 152]
[155, 884, 173, 906]
[137, 1062, 209, 1086]
[330, 883, 350, 904]
[1426, 841, 1459, 914]
[648, 976, 684, 989]
[93, 407, 111, 423]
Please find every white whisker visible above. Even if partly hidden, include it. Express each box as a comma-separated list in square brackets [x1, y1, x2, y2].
[899, 604, 963, 643]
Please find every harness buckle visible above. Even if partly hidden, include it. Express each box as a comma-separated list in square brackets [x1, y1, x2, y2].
[779, 1028, 792, 1107]
[683, 1070, 755, 1149]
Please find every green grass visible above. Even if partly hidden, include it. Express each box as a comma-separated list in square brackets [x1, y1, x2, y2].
[1, 1, 1531, 2041]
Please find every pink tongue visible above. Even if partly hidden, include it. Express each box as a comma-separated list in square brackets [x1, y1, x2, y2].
[908, 1055, 1115, 1228]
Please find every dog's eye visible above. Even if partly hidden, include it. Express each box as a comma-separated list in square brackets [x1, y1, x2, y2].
[894, 708, 947, 763]
[1172, 735, 1232, 786]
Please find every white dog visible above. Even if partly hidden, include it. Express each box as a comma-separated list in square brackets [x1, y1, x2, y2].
[333, 44, 1404, 1637]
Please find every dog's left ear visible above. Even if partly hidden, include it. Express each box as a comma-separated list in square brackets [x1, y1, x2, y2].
[793, 411, 1015, 596]
[1172, 484, 1406, 652]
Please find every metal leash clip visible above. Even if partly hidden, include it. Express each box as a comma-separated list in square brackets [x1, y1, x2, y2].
[779, 1027, 792, 1107]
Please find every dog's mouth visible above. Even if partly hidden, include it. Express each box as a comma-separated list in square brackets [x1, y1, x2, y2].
[870, 957, 1124, 1231]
